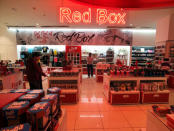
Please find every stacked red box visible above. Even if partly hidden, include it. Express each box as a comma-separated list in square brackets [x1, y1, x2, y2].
[27, 89, 44, 98]
[97, 76, 103, 82]
[27, 102, 51, 131]
[41, 94, 58, 116]
[2, 101, 30, 126]
[0, 123, 31, 131]
[18, 94, 40, 106]
[166, 114, 174, 129]
[10, 89, 30, 94]
[47, 87, 61, 114]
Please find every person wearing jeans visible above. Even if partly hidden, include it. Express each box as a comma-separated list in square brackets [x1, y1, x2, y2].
[87, 53, 93, 78]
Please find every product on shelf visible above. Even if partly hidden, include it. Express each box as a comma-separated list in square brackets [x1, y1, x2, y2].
[131, 46, 155, 67]
[27, 102, 50, 131]
[10, 89, 30, 94]
[47, 87, 61, 115]
[110, 80, 137, 92]
[50, 80, 78, 89]
[50, 70, 79, 77]
[141, 82, 167, 92]
[41, 94, 58, 116]
[0, 123, 31, 131]
[106, 48, 114, 64]
[18, 94, 40, 105]
[153, 105, 171, 117]
[133, 68, 165, 77]
[2, 101, 30, 126]
[27, 89, 44, 98]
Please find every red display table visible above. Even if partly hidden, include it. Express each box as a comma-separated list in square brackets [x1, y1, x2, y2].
[110, 91, 140, 104]
[0, 93, 25, 128]
[0, 93, 24, 109]
[103, 74, 169, 104]
[141, 90, 169, 104]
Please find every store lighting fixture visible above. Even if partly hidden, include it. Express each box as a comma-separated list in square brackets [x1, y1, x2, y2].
[8, 26, 107, 32]
[121, 28, 156, 33]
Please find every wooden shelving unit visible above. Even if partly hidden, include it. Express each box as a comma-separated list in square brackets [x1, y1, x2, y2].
[131, 46, 155, 67]
[103, 74, 169, 104]
[48, 69, 81, 104]
[96, 63, 110, 82]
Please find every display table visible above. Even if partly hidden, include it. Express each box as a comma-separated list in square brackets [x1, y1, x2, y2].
[0, 93, 25, 109]
[0, 71, 23, 90]
[96, 63, 110, 82]
[48, 69, 80, 104]
[110, 90, 140, 104]
[0, 93, 25, 128]
[147, 110, 173, 131]
[103, 74, 169, 104]
[142, 90, 170, 104]
[47, 67, 62, 74]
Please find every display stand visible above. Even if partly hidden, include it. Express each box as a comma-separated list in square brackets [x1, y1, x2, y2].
[141, 90, 170, 104]
[47, 67, 62, 74]
[48, 69, 80, 104]
[0, 71, 23, 90]
[103, 74, 169, 104]
[147, 110, 172, 131]
[66, 45, 81, 65]
[96, 63, 110, 82]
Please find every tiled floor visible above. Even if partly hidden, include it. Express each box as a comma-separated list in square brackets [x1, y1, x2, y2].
[36, 75, 170, 131]
[59, 75, 149, 131]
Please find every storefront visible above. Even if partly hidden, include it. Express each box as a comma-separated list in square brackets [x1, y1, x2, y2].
[1, 0, 174, 131]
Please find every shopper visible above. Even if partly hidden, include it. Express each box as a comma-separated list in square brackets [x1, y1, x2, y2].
[87, 53, 94, 78]
[26, 52, 46, 90]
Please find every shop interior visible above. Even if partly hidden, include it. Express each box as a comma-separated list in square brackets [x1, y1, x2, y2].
[1, 0, 174, 131]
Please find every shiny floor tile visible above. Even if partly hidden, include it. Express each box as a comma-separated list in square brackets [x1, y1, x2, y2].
[104, 128, 134, 131]
[75, 129, 105, 131]
[101, 111, 131, 128]
[66, 111, 77, 130]
[40, 75, 154, 130]
[118, 105, 141, 111]
[98, 103, 120, 112]
[77, 103, 100, 112]
[133, 128, 146, 131]
[75, 112, 103, 129]
[122, 111, 147, 128]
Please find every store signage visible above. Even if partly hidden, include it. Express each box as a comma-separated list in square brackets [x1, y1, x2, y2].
[66, 46, 81, 53]
[60, 7, 126, 25]
[16, 29, 132, 45]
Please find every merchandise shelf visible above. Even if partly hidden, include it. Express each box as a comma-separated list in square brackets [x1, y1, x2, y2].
[48, 69, 81, 104]
[103, 74, 169, 105]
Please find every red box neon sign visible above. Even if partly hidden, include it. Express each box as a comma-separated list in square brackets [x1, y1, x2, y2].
[60, 7, 126, 25]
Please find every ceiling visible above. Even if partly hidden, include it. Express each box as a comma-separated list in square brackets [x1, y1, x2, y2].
[73, 0, 174, 8]
[0, 0, 174, 29]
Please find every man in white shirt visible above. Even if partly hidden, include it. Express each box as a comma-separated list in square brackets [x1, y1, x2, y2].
[87, 53, 93, 78]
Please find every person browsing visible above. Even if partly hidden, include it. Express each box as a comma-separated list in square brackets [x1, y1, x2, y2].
[87, 53, 94, 78]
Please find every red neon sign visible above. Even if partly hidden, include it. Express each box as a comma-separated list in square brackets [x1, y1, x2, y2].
[59, 7, 126, 25]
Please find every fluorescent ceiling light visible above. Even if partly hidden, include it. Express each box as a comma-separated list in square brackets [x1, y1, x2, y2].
[8, 27, 106, 32]
[122, 28, 156, 33]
